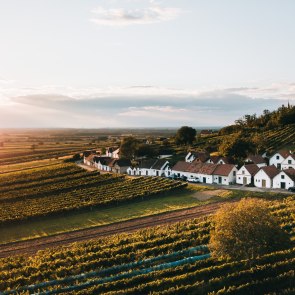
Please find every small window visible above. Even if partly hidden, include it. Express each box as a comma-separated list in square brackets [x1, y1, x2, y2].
[242, 170, 245, 175]
[281, 175, 285, 179]
[233, 171, 236, 176]
[288, 160, 292, 164]
[276, 155, 279, 160]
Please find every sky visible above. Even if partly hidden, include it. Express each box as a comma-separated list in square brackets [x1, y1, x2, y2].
[0, 0, 295, 128]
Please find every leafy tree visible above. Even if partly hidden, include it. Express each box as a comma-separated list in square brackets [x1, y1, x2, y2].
[120, 136, 139, 159]
[175, 126, 196, 145]
[134, 144, 157, 158]
[218, 132, 256, 159]
[209, 198, 290, 261]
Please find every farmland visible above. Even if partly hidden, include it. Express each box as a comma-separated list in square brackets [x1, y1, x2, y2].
[0, 196, 294, 294]
[0, 163, 186, 225]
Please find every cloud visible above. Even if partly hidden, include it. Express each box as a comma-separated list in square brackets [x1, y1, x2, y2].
[90, 5, 182, 26]
[1, 83, 295, 128]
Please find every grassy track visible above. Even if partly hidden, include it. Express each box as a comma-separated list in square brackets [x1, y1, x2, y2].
[0, 189, 216, 244]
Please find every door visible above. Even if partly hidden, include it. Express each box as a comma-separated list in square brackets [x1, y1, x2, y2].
[281, 182, 286, 189]
[218, 176, 222, 184]
[203, 177, 206, 183]
[243, 177, 247, 185]
[262, 179, 266, 188]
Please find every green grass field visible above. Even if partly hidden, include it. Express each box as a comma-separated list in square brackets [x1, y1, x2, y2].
[0, 188, 217, 244]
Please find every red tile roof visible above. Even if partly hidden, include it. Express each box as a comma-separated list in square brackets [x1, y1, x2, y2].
[278, 150, 292, 158]
[244, 164, 260, 176]
[246, 155, 266, 165]
[284, 168, 295, 182]
[260, 165, 279, 179]
[172, 161, 191, 172]
[213, 164, 236, 176]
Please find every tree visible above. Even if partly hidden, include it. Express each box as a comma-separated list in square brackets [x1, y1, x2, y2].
[175, 126, 196, 145]
[120, 136, 139, 159]
[218, 132, 256, 159]
[209, 198, 290, 261]
[134, 144, 157, 158]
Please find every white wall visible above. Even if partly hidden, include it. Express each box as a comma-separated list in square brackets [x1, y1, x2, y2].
[213, 168, 237, 185]
[254, 170, 272, 188]
[273, 172, 295, 189]
[269, 153, 285, 169]
[281, 156, 295, 170]
[236, 166, 252, 185]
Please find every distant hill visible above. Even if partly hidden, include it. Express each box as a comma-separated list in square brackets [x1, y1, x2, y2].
[194, 104, 295, 156]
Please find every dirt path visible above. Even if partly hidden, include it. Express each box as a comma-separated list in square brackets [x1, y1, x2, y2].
[0, 201, 231, 258]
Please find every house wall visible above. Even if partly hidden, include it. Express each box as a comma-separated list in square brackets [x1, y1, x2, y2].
[213, 168, 237, 186]
[273, 172, 294, 189]
[97, 163, 112, 172]
[236, 166, 252, 185]
[254, 170, 272, 188]
[185, 153, 195, 163]
[198, 174, 214, 184]
[281, 156, 295, 170]
[269, 153, 285, 169]
[171, 170, 190, 178]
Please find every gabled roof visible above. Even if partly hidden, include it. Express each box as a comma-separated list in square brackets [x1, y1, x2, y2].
[209, 156, 221, 164]
[259, 165, 279, 179]
[187, 151, 210, 162]
[246, 155, 266, 165]
[285, 154, 295, 161]
[283, 168, 295, 182]
[110, 158, 132, 167]
[94, 156, 113, 165]
[244, 164, 260, 176]
[187, 162, 217, 175]
[85, 154, 97, 162]
[172, 161, 191, 172]
[274, 150, 292, 159]
[138, 159, 168, 170]
[152, 159, 169, 170]
[213, 164, 236, 176]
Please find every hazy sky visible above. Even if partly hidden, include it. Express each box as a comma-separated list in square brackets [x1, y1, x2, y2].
[0, 0, 295, 128]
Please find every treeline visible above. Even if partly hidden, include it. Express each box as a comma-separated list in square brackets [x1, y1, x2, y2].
[220, 103, 295, 135]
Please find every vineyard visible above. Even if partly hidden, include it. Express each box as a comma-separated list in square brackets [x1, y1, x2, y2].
[0, 164, 186, 225]
[198, 124, 295, 153]
[0, 196, 294, 294]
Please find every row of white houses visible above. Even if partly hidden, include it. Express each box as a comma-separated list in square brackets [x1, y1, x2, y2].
[83, 148, 295, 190]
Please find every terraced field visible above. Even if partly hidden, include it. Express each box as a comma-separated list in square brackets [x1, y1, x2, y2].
[0, 196, 294, 294]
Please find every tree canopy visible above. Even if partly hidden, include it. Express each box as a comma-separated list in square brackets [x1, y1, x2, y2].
[218, 132, 256, 160]
[120, 136, 139, 159]
[209, 198, 290, 261]
[175, 126, 197, 145]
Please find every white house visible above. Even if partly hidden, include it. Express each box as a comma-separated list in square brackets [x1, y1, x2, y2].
[269, 151, 291, 169]
[212, 164, 238, 185]
[273, 168, 295, 190]
[171, 161, 236, 186]
[171, 161, 193, 178]
[84, 154, 98, 166]
[245, 155, 267, 168]
[109, 159, 132, 174]
[254, 165, 279, 188]
[128, 159, 170, 177]
[281, 154, 295, 170]
[206, 156, 231, 165]
[236, 164, 260, 185]
[94, 157, 113, 172]
[106, 147, 120, 159]
[185, 152, 209, 163]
